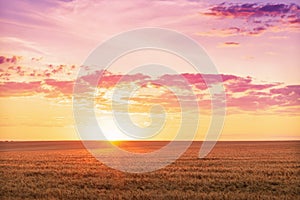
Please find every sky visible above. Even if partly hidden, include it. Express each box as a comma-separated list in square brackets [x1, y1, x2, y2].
[0, 0, 299, 141]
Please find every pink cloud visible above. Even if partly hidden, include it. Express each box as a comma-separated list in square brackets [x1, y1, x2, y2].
[80, 70, 150, 89]
[0, 55, 77, 81]
[44, 79, 74, 97]
[0, 81, 41, 97]
[0, 59, 298, 115]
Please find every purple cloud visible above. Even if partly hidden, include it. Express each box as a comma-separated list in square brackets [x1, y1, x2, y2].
[0, 55, 20, 64]
[203, 3, 300, 36]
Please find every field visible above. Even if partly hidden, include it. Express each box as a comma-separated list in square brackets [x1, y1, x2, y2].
[0, 141, 299, 199]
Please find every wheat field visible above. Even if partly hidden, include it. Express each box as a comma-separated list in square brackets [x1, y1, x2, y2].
[0, 141, 299, 199]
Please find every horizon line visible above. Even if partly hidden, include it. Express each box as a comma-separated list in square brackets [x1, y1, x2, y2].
[1, 140, 299, 142]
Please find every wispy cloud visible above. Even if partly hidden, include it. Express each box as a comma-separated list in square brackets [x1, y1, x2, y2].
[218, 42, 240, 48]
[0, 37, 48, 55]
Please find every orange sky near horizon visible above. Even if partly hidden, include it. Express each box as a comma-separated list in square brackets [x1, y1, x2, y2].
[0, 0, 299, 141]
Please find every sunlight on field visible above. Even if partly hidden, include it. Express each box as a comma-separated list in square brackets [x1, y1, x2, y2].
[0, 141, 299, 199]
